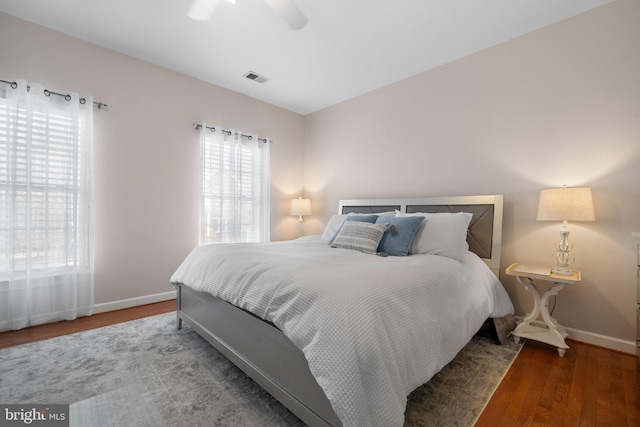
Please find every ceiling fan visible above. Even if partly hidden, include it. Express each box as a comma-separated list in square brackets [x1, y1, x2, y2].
[187, 0, 308, 30]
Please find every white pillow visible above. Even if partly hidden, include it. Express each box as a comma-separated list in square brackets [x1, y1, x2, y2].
[321, 215, 348, 243]
[330, 221, 387, 255]
[320, 212, 396, 243]
[396, 211, 472, 262]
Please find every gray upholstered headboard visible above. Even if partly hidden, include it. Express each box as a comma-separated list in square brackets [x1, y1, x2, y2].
[338, 195, 503, 276]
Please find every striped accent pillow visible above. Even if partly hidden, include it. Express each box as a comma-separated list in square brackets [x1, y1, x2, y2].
[330, 221, 387, 254]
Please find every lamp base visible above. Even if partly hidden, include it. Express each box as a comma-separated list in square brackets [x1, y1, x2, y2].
[551, 223, 575, 276]
[297, 216, 304, 238]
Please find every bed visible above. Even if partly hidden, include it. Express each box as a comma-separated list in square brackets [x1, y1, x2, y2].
[170, 195, 514, 427]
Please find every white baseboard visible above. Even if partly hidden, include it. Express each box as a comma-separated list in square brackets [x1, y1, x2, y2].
[515, 317, 636, 355]
[93, 290, 176, 314]
[563, 325, 635, 355]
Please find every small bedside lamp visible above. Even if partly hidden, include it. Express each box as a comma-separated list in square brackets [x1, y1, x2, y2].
[536, 187, 595, 275]
[290, 197, 312, 238]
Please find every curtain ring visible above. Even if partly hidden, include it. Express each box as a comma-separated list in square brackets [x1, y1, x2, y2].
[65, 94, 71, 101]
[80, 98, 86, 104]
[11, 81, 17, 89]
[247, 135, 253, 140]
[44, 89, 51, 97]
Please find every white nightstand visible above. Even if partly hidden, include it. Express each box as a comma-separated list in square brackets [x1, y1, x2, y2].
[506, 263, 581, 357]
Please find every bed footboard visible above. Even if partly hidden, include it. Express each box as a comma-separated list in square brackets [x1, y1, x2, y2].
[174, 283, 342, 427]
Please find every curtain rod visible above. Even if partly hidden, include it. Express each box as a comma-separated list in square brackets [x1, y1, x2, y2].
[0, 79, 111, 111]
[193, 123, 270, 143]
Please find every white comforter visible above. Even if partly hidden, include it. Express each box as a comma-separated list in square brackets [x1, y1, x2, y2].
[170, 235, 513, 427]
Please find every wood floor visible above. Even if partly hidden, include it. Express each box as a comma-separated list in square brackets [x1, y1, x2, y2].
[477, 339, 639, 427]
[1, 302, 638, 426]
[0, 300, 176, 349]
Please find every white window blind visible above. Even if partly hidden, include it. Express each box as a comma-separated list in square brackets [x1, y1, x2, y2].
[198, 124, 270, 245]
[0, 80, 94, 331]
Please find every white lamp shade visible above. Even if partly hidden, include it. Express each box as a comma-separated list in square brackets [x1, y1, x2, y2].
[536, 187, 595, 222]
[290, 198, 312, 216]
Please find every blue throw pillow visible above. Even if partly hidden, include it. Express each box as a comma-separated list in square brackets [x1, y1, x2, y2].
[375, 215, 424, 256]
[329, 215, 379, 245]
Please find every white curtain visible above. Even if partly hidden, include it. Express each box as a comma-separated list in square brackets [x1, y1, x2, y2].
[199, 123, 270, 245]
[0, 80, 94, 331]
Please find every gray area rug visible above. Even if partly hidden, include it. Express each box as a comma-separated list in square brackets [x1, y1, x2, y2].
[0, 313, 521, 426]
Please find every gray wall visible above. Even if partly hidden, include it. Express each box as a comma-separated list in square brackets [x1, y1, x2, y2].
[0, 12, 306, 307]
[303, 0, 640, 350]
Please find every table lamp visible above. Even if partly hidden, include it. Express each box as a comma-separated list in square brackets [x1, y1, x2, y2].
[536, 187, 595, 275]
[290, 197, 312, 238]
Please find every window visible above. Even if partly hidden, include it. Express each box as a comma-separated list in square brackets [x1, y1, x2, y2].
[199, 125, 270, 245]
[0, 109, 90, 272]
[0, 80, 94, 331]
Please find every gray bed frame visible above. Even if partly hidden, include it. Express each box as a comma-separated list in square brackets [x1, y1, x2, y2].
[174, 195, 505, 427]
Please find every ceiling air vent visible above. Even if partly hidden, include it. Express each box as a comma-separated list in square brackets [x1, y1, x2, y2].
[243, 71, 270, 84]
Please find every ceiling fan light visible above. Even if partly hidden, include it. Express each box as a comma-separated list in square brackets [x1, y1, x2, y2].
[187, 0, 221, 21]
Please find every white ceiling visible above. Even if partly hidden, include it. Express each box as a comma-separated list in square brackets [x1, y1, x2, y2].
[0, 0, 612, 115]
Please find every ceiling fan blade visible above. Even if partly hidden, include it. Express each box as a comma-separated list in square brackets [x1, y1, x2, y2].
[187, 0, 221, 21]
[263, 0, 307, 30]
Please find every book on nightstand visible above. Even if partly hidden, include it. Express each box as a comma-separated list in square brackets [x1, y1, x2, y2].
[510, 264, 551, 276]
